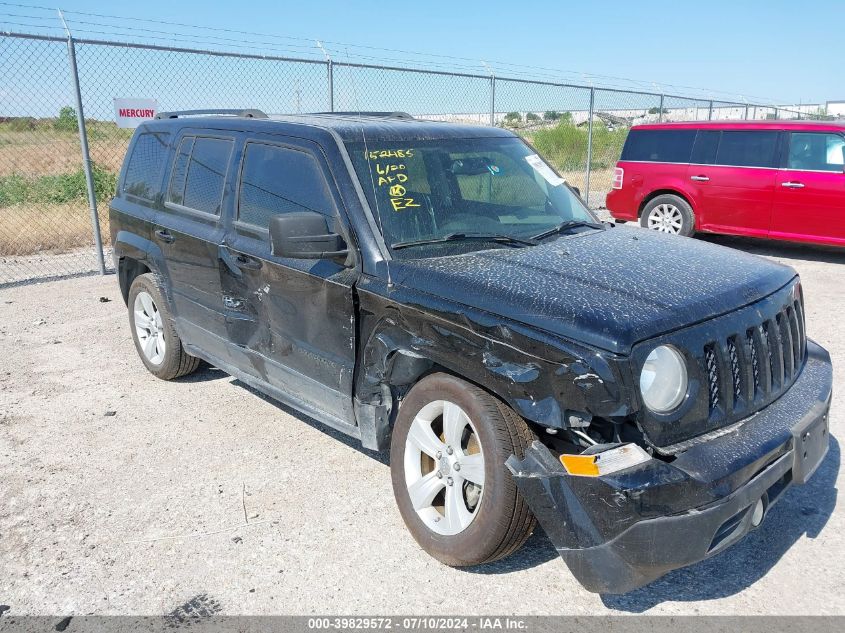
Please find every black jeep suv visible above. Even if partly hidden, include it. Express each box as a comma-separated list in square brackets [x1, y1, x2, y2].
[110, 109, 832, 593]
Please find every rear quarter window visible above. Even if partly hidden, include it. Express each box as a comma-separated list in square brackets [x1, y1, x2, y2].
[122, 131, 170, 200]
[166, 135, 234, 214]
[620, 129, 696, 163]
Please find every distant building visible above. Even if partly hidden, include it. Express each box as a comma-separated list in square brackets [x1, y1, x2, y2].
[826, 101, 845, 118]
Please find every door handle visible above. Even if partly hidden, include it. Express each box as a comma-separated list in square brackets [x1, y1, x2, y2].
[234, 253, 263, 270]
[690, 175, 710, 182]
[154, 229, 175, 243]
[781, 181, 805, 188]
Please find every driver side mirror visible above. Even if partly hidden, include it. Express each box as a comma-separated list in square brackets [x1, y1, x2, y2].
[269, 212, 348, 259]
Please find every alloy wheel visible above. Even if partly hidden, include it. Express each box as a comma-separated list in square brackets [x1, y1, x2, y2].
[647, 203, 683, 234]
[403, 400, 485, 536]
[133, 291, 166, 365]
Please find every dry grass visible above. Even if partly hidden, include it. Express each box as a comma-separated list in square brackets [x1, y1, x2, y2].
[0, 131, 128, 177]
[0, 125, 125, 255]
[0, 202, 110, 256]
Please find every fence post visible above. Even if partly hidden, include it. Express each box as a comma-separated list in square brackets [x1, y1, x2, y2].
[774, 107, 779, 120]
[658, 94, 664, 122]
[488, 75, 495, 126]
[707, 100, 713, 121]
[59, 12, 105, 275]
[316, 40, 333, 112]
[584, 87, 594, 208]
[327, 59, 334, 112]
[744, 104, 749, 120]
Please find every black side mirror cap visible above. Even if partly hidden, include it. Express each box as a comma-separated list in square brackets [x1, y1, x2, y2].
[269, 211, 348, 259]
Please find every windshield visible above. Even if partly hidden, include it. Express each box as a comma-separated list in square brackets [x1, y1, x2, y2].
[346, 136, 598, 257]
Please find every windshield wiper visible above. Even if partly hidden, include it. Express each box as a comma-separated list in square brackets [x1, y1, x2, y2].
[391, 232, 538, 250]
[530, 219, 603, 241]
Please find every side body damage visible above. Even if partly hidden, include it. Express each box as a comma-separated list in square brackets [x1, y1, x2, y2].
[352, 274, 635, 450]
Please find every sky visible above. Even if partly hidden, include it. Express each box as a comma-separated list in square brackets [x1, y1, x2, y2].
[2, 0, 842, 106]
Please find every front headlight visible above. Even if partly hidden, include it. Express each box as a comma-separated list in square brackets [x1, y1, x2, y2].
[639, 345, 688, 413]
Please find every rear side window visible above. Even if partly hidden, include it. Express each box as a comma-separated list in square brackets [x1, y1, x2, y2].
[166, 135, 233, 214]
[237, 142, 334, 229]
[183, 138, 233, 214]
[715, 131, 778, 168]
[620, 129, 696, 163]
[123, 131, 170, 200]
[787, 132, 845, 172]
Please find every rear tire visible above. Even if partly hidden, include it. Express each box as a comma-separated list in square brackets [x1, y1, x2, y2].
[390, 373, 536, 566]
[128, 273, 200, 380]
[640, 194, 695, 237]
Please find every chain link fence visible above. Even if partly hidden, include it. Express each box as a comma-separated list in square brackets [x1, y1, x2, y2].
[0, 31, 831, 286]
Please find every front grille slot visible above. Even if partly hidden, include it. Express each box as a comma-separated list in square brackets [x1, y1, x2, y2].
[747, 328, 760, 397]
[704, 345, 720, 413]
[762, 321, 781, 390]
[727, 337, 742, 403]
[778, 312, 794, 381]
[786, 305, 801, 371]
[794, 296, 806, 360]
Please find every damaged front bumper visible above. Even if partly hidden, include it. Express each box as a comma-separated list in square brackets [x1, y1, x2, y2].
[506, 340, 832, 594]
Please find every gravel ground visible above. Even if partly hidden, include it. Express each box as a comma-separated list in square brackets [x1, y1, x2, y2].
[0, 233, 843, 616]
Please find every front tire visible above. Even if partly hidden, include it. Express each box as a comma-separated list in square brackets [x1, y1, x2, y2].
[640, 194, 695, 236]
[128, 273, 200, 380]
[390, 373, 536, 566]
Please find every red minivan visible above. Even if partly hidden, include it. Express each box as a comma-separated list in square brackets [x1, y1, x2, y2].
[605, 120, 845, 247]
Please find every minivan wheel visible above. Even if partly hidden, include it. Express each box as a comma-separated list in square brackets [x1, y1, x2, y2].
[128, 273, 200, 380]
[641, 194, 695, 236]
[390, 373, 536, 566]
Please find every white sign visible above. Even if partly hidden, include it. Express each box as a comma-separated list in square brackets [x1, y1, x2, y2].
[113, 98, 158, 128]
[525, 154, 565, 187]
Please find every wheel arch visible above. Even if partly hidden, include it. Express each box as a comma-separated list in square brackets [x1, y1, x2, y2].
[118, 257, 151, 305]
[113, 230, 168, 306]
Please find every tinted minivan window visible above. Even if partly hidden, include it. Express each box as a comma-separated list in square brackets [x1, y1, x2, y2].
[182, 137, 233, 214]
[715, 131, 778, 168]
[238, 142, 334, 229]
[620, 129, 696, 163]
[690, 130, 720, 165]
[787, 132, 845, 172]
[123, 131, 170, 200]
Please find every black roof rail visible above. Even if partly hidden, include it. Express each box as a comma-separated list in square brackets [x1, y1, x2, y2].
[154, 109, 268, 120]
[314, 111, 415, 120]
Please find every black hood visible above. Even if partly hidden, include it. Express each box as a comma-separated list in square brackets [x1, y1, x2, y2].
[391, 227, 797, 354]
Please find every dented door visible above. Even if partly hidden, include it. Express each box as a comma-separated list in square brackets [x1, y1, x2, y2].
[220, 136, 357, 423]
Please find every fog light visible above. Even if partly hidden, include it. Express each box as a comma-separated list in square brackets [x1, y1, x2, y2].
[750, 498, 765, 527]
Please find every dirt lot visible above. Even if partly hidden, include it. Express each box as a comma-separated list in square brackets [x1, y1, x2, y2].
[0, 233, 843, 616]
